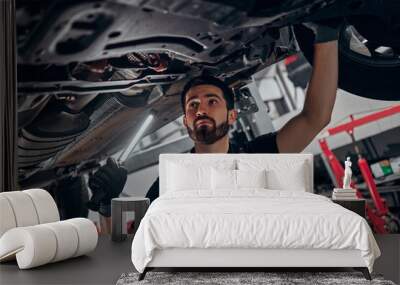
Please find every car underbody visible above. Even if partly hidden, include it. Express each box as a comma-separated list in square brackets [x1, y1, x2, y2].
[16, 0, 400, 188]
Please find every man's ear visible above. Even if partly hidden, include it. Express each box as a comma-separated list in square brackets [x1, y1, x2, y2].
[228, 109, 238, 125]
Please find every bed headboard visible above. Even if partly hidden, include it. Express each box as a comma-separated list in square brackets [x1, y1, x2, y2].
[159, 153, 314, 195]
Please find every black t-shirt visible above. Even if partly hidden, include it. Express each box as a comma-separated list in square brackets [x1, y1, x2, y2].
[145, 132, 279, 203]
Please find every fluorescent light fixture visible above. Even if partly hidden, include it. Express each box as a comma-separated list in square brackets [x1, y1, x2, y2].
[118, 112, 155, 163]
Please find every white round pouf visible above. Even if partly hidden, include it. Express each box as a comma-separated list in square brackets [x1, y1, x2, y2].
[1, 192, 39, 227]
[0, 226, 57, 269]
[23, 189, 60, 223]
[0, 189, 98, 270]
[65, 218, 98, 257]
[42, 221, 79, 262]
[0, 196, 17, 237]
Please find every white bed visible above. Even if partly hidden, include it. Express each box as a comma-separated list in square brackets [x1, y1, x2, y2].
[131, 154, 380, 280]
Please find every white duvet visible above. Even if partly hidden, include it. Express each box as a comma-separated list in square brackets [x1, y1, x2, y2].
[131, 190, 380, 273]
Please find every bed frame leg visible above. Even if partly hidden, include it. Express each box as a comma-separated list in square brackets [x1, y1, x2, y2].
[354, 267, 371, 280]
[138, 268, 148, 281]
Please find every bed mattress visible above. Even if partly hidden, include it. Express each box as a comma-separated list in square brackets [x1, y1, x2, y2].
[131, 190, 380, 273]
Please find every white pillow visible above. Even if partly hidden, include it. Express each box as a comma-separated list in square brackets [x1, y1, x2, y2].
[236, 169, 267, 189]
[211, 168, 267, 190]
[237, 159, 308, 191]
[166, 160, 235, 192]
[167, 163, 210, 191]
[211, 168, 236, 190]
[266, 163, 307, 191]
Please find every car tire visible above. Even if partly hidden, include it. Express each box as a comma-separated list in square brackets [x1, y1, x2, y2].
[293, 24, 400, 101]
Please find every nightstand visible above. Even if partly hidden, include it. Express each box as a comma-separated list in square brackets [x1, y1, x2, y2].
[111, 197, 150, 242]
[332, 199, 366, 218]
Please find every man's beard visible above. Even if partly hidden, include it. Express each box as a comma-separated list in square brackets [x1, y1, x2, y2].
[187, 115, 230, 145]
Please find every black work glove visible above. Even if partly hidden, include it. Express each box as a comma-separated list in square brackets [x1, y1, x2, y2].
[303, 18, 344, 44]
[87, 157, 128, 217]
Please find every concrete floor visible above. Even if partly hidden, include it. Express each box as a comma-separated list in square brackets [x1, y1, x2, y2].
[373, 234, 400, 284]
[0, 235, 399, 285]
[0, 236, 134, 285]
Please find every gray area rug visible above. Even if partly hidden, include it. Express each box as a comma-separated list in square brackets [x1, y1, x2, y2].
[116, 272, 396, 285]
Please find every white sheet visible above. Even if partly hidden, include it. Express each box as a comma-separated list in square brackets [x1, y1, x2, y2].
[131, 190, 380, 273]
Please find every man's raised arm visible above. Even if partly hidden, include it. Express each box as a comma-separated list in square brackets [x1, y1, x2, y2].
[277, 22, 340, 153]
